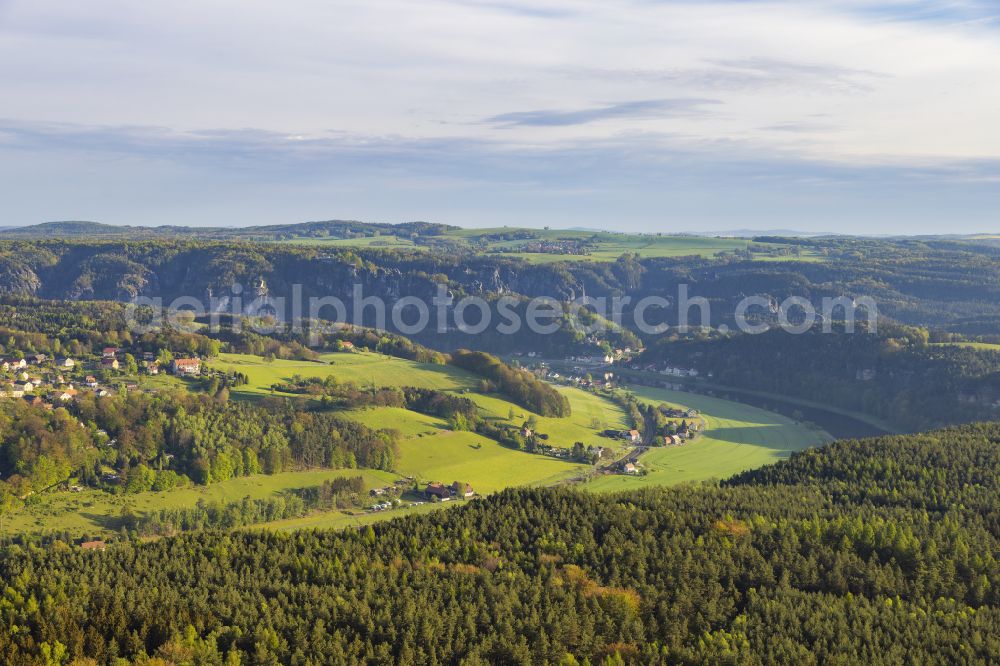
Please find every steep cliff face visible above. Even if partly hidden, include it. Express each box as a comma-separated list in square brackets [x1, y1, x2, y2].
[62, 253, 154, 300]
[3, 238, 1000, 343]
[0, 256, 41, 296]
[0, 241, 638, 353]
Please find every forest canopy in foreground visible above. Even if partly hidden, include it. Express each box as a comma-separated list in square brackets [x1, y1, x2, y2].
[1, 422, 999, 664]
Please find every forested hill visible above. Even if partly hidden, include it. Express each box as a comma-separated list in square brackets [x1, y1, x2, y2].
[0, 219, 458, 241]
[2, 422, 999, 663]
[637, 323, 1000, 432]
[1, 237, 1000, 340]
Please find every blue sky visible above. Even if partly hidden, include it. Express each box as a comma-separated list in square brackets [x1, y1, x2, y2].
[0, 0, 998, 233]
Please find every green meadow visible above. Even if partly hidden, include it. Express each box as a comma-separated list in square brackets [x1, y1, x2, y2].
[586, 387, 831, 492]
[276, 235, 421, 250]
[5, 468, 400, 536]
[931, 342, 1000, 352]
[462, 387, 630, 449]
[252, 498, 457, 532]
[395, 429, 584, 493]
[209, 351, 478, 395]
[346, 405, 590, 492]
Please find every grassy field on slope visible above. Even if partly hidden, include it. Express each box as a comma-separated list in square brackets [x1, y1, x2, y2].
[5, 468, 401, 535]
[346, 406, 588, 492]
[210, 352, 630, 449]
[463, 387, 630, 449]
[586, 386, 831, 492]
[209, 351, 478, 395]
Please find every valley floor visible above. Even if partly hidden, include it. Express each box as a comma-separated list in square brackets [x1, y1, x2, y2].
[4, 351, 829, 538]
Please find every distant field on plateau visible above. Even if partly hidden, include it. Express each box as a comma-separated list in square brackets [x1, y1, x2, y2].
[931, 342, 1000, 352]
[272, 228, 819, 263]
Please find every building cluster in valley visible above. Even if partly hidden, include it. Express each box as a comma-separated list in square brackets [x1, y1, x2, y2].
[490, 238, 592, 256]
[422, 480, 475, 502]
[628, 362, 705, 378]
[0, 347, 203, 406]
[543, 368, 618, 391]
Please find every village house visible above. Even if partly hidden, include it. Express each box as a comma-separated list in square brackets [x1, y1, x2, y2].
[80, 540, 107, 551]
[48, 389, 76, 403]
[423, 482, 452, 500]
[102, 347, 120, 359]
[171, 358, 201, 376]
[29, 353, 47, 365]
[628, 429, 642, 444]
[337, 340, 355, 351]
[84, 375, 99, 387]
[2, 358, 27, 371]
[15, 381, 34, 393]
[624, 462, 639, 475]
[144, 361, 159, 375]
[101, 357, 120, 370]
[56, 357, 75, 368]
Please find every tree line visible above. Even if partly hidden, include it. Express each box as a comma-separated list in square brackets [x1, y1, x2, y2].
[2, 423, 1000, 662]
[0, 391, 399, 500]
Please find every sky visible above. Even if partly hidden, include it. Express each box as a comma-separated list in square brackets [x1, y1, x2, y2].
[0, 0, 998, 234]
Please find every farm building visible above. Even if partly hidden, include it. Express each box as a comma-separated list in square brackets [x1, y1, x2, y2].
[171, 358, 201, 376]
[424, 482, 452, 500]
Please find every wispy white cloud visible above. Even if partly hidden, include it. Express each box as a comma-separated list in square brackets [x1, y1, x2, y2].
[0, 0, 998, 231]
[484, 98, 720, 127]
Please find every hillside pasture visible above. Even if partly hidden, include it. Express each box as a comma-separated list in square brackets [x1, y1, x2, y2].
[394, 430, 585, 494]
[461, 386, 630, 449]
[586, 387, 831, 492]
[208, 351, 478, 395]
[5, 468, 401, 536]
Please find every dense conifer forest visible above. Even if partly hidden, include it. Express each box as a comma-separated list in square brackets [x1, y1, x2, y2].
[1, 422, 999, 664]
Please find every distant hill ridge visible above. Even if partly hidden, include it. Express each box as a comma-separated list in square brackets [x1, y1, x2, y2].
[0, 219, 460, 241]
